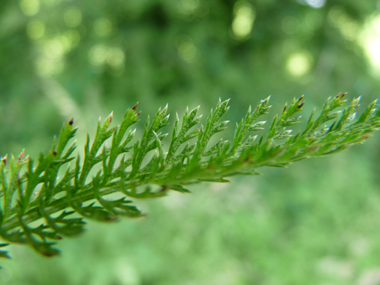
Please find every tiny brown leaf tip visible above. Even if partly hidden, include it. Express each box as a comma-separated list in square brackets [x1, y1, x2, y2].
[108, 112, 114, 123]
[298, 102, 305, 109]
[69, 118, 74, 125]
[336, 92, 347, 98]
[283, 105, 287, 112]
[2, 155, 7, 166]
[298, 95, 304, 102]
[18, 149, 25, 161]
[136, 111, 141, 116]
[132, 103, 139, 110]
[363, 133, 371, 140]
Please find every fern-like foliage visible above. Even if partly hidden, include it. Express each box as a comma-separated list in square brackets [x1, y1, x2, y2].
[1, 93, 379, 261]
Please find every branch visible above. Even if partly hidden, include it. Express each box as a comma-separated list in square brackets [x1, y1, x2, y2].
[0, 93, 379, 261]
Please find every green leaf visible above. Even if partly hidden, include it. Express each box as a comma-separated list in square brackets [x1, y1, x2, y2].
[0, 94, 379, 261]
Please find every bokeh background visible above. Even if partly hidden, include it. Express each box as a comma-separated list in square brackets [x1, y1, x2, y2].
[1, 0, 380, 284]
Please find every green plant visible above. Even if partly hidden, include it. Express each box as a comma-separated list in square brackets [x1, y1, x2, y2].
[0, 93, 379, 262]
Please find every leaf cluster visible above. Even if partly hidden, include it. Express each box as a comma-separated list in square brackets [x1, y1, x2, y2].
[1, 94, 379, 261]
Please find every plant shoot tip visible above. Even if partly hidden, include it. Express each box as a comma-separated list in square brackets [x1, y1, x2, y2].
[132, 102, 139, 110]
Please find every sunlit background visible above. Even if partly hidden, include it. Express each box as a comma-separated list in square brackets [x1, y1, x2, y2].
[1, 0, 380, 284]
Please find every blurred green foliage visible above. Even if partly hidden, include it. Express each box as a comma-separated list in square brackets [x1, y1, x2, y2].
[1, 0, 380, 284]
